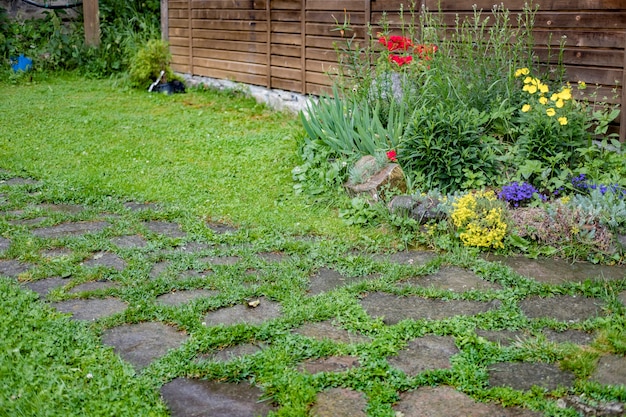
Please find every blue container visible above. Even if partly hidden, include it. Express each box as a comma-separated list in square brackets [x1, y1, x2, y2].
[11, 55, 33, 72]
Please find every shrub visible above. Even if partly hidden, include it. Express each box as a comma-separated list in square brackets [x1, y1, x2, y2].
[128, 39, 174, 89]
[398, 103, 502, 193]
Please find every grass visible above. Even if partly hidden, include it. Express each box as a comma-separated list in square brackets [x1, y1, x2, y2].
[0, 73, 393, 244]
[0, 74, 625, 416]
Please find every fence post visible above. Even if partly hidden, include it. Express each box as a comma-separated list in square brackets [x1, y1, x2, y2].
[621, 39, 626, 142]
[301, 0, 306, 94]
[187, 0, 193, 74]
[83, 0, 100, 47]
[161, 0, 168, 41]
[266, 0, 272, 89]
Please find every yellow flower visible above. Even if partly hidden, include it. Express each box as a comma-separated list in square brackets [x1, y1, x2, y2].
[577, 81, 587, 90]
[523, 76, 533, 84]
[515, 68, 530, 77]
[521, 104, 531, 112]
[550, 93, 559, 101]
[538, 83, 549, 94]
[558, 116, 568, 125]
[546, 108, 556, 117]
[558, 88, 572, 100]
[539, 97, 548, 105]
[526, 85, 537, 94]
[555, 99, 564, 108]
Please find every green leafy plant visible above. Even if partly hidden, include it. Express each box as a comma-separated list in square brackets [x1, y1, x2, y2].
[128, 39, 175, 89]
[398, 103, 502, 193]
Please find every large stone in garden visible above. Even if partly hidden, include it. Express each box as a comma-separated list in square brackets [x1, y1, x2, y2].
[388, 194, 446, 223]
[160, 378, 276, 417]
[393, 386, 542, 417]
[102, 322, 188, 371]
[309, 387, 368, 417]
[361, 292, 501, 325]
[344, 155, 406, 202]
[387, 335, 458, 376]
[488, 362, 575, 391]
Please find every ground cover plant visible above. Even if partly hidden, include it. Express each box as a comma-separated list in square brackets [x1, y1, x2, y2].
[296, 2, 626, 264]
[0, 171, 625, 416]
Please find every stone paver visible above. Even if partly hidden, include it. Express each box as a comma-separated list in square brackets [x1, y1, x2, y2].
[543, 329, 595, 345]
[82, 251, 127, 271]
[102, 322, 188, 371]
[52, 297, 127, 321]
[143, 220, 186, 238]
[388, 335, 458, 376]
[37, 203, 84, 214]
[618, 291, 626, 307]
[206, 221, 238, 234]
[160, 378, 276, 417]
[198, 343, 265, 362]
[40, 248, 72, 258]
[373, 250, 436, 265]
[0, 259, 33, 278]
[488, 362, 575, 391]
[0, 237, 10, 252]
[23, 277, 68, 297]
[32, 221, 110, 238]
[393, 386, 542, 416]
[309, 388, 368, 417]
[110, 234, 148, 248]
[476, 329, 528, 346]
[402, 266, 502, 292]
[156, 289, 219, 306]
[520, 295, 604, 322]
[299, 356, 360, 374]
[308, 268, 376, 295]
[489, 255, 625, 284]
[294, 320, 372, 344]
[591, 354, 626, 387]
[203, 297, 282, 327]
[361, 292, 501, 324]
[200, 255, 241, 266]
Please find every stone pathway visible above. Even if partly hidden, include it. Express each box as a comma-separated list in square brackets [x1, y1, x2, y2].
[1, 175, 626, 417]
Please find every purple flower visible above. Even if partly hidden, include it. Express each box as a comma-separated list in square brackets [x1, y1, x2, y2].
[498, 181, 543, 207]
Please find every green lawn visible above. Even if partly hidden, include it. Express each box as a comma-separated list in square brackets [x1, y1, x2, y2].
[0, 74, 388, 242]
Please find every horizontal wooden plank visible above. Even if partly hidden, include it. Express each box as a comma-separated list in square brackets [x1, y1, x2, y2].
[270, 77, 303, 93]
[169, 18, 190, 28]
[533, 30, 625, 49]
[192, 28, 267, 42]
[271, 55, 301, 68]
[195, 48, 267, 64]
[270, 65, 300, 79]
[306, 47, 338, 61]
[535, 47, 624, 68]
[169, 9, 189, 18]
[306, 82, 332, 95]
[564, 65, 623, 86]
[306, 0, 363, 11]
[194, 66, 268, 85]
[193, 57, 267, 74]
[271, 44, 300, 57]
[192, 9, 265, 19]
[271, 10, 301, 21]
[270, 0, 301, 10]
[270, 32, 301, 45]
[193, 19, 267, 31]
[168, 34, 190, 45]
[306, 59, 338, 74]
[306, 10, 366, 24]
[419, 0, 626, 11]
[190, 0, 265, 9]
[193, 38, 268, 53]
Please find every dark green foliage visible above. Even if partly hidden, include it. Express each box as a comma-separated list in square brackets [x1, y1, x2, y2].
[129, 39, 173, 88]
[398, 103, 502, 193]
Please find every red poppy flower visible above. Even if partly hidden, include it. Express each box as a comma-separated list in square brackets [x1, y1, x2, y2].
[390, 55, 413, 66]
[386, 150, 397, 162]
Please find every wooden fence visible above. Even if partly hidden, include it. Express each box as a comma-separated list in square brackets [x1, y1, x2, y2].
[162, 0, 626, 140]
